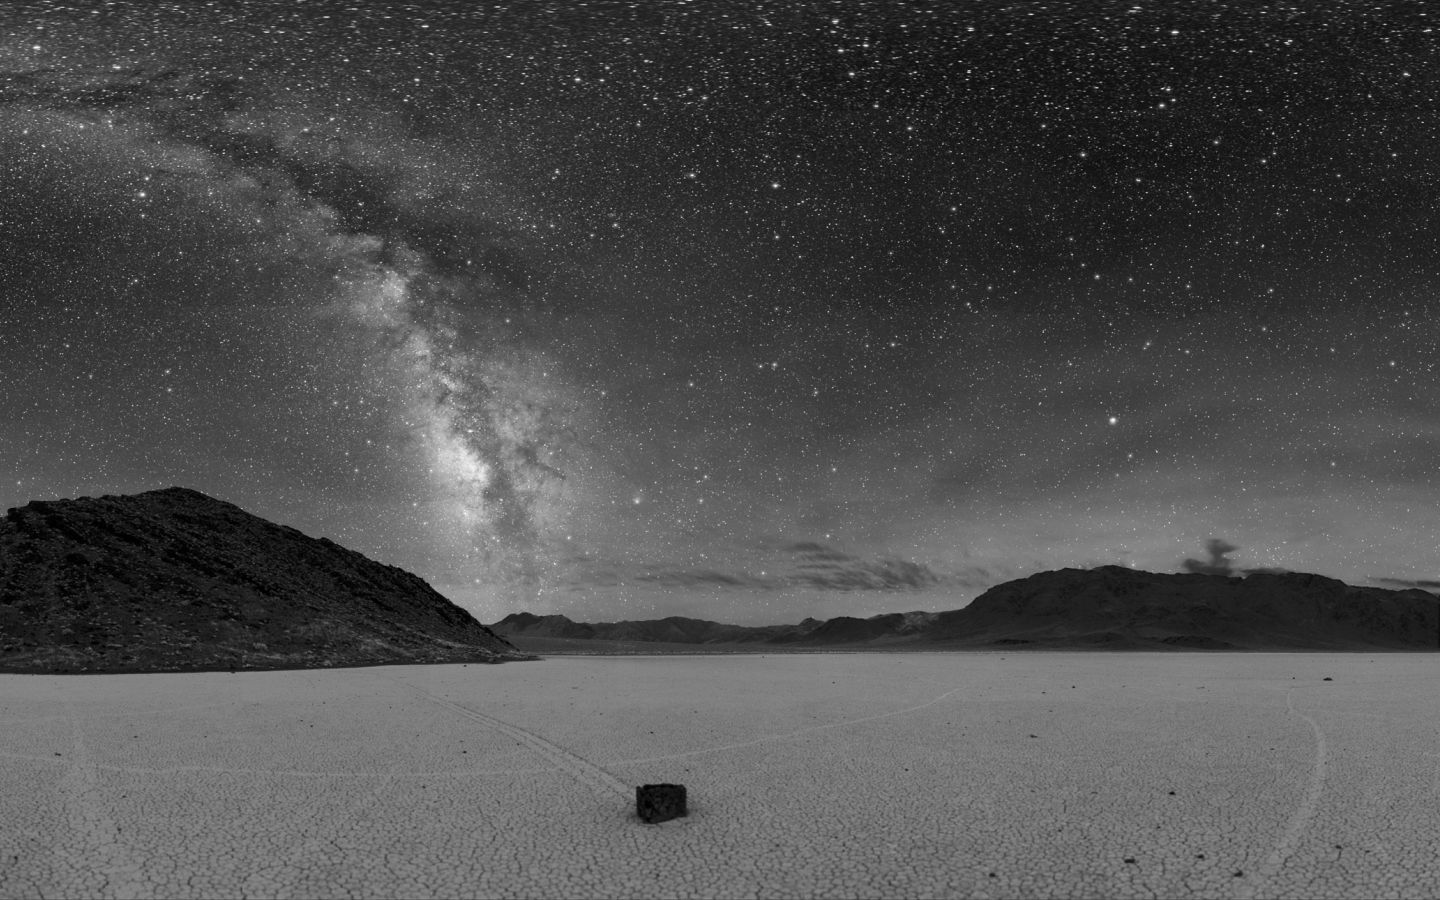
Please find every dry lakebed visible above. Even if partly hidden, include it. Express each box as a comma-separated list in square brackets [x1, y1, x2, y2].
[3, 651, 1437, 899]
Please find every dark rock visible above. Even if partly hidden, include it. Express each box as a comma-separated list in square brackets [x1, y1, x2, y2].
[636, 783, 687, 824]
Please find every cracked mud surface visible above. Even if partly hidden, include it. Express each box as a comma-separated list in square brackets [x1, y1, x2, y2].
[3, 652, 1437, 899]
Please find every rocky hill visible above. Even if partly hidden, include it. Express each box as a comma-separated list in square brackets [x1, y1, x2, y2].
[0, 487, 532, 673]
[495, 567, 1438, 652]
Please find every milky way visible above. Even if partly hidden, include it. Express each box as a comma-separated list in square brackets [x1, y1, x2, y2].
[1, 2, 1437, 623]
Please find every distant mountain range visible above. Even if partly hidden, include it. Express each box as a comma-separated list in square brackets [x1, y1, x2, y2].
[496, 565, 1440, 651]
[492, 609, 940, 647]
[0, 487, 531, 673]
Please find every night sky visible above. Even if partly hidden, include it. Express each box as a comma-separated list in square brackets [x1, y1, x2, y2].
[2, 1, 1437, 625]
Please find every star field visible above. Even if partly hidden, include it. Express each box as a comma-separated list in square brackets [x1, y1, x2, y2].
[1, 1, 1437, 623]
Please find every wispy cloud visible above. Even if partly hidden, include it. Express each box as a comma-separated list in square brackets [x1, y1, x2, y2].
[787, 541, 941, 590]
[1373, 576, 1440, 592]
[1182, 538, 1240, 576]
[602, 541, 972, 595]
[634, 568, 773, 589]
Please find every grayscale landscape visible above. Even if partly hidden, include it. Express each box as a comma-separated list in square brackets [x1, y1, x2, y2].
[4, 652, 1438, 899]
[5, 3, 1440, 899]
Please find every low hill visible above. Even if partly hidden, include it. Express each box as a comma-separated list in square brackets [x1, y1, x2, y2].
[0, 487, 533, 673]
[495, 567, 1438, 652]
[930, 565, 1439, 649]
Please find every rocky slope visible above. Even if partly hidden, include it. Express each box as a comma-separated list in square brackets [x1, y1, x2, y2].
[0, 487, 532, 673]
[495, 567, 1438, 651]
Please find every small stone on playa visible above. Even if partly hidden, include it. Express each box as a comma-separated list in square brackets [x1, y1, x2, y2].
[636, 783, 687, 824]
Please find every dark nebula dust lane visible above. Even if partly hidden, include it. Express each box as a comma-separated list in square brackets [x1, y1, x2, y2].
[1, 2, 1436, 624]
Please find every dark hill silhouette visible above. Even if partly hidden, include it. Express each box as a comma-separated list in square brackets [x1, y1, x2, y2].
[494, 612, 598, 639]
[493, 611, 798, 643]
[770, 612, 938, 644]
[494, 610, 939, 647]
[495, 566, 1438, 652]
[931, 565, 1439, 649]
[0, 487, 532, 673]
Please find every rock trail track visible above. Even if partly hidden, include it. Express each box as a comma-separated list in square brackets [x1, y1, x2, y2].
[394, 679, 633, 802]
[1237, 686, 1329, 900]
[396, 674, 970, 794]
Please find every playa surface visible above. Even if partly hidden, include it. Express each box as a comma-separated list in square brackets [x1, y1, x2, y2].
[2, 652, 1437, 899]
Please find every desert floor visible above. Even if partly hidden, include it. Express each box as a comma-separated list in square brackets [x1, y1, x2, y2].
[2, 652, 1437, 900]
